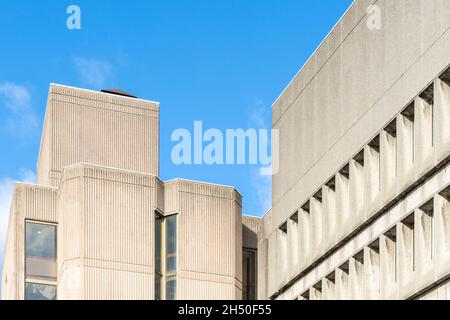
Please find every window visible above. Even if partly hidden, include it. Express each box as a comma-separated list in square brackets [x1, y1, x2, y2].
[25, 282, 56, 300]
[155, 274, 162, 300]
[165, 215, 177, 275]
[25, 222, 57, 281]
[25, 221, 57, 300]
[166, 275, 177, 300]
[154, 213, 177, 300]
[155, 214, 163, 300]
[243, 249, 257, 300]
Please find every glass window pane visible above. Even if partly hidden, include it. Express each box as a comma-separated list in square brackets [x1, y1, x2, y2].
[25, 222, 57, 280]
[165, 276, 176, 300]
[25, 283, 56, 300]
[243, 249, 257, 300]
[165, 215, 177, 273]
[155, 274, 162, 300]
[155, 215, 162, 274]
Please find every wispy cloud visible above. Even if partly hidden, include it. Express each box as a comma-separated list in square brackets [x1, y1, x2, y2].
[0, 82, 38, 137]
[248, 99, 272, 215]
[73, 57, 113, 89]
[250, 167, 272, 215]
[0, 169, 36, 256]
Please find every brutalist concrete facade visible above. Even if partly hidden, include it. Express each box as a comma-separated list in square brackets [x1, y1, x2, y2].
[1, 84, 260, 300]
[258, 0, 450, 300]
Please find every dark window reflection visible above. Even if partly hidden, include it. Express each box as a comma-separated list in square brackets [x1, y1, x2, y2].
[166, 275, 176, 300]
[25, 283, 56, 300]
[165, 215, 177, 273]
[25, 222, 57, 280]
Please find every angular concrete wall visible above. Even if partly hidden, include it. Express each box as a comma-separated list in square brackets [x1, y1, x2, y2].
[261, 0, 450, 300]
[1, 183, 58, 300]
[37, 84, 160, 187]
[58, 164, 159, 300]
[165, 180, 243, 300]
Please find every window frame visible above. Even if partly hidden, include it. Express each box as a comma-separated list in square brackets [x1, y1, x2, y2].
[24, 220, 58, 300]
[154, 212, 178, 300]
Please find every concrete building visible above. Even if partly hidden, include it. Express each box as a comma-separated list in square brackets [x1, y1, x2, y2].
[1, 84, 260, 300]
[258, 0, 450, 300]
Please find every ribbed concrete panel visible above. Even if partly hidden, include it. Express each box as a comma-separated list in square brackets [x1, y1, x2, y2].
[262, 0, 450, 300]
[37, 84, 160, 187]
[242, 216, 261, 250]
[271, 0, 450, 230]
[1, 184, 58, 300]
[174, 180, 243, 300]
[164, 180, 180, 214]
[1, 195, 18, 300]
[58, 164, 158, 300]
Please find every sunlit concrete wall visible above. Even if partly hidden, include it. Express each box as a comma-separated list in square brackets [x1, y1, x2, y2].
[259, 0, 450, 300]
[165, 180, 244, 300]
[36, 84, 160, 187]
[1, 183, 58, 300]
[2, 84, 254, 300]
[57, 164, 160, 300]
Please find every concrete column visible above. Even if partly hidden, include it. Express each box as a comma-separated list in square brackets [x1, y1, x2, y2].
[380, 123, 397, 200]
[434, 78, 450, 162]
[434, 191, 450, 279]
[257, 238, 268, 300]
[310, 196, 323, 261]
[323, 183, 337, 249]
[364, 244, 380, 300]
[349, 156, 365, 231]
[397, 106, 415, 187]
[349, 255, 365, 300]
[276, 229, 288, 288]
[364, 142, 380, 212]
[414, 93, 434, 173]
[335, 264, 349, 300]
[287, 217, 299, 278]
[322, 276, 336, 300]
[414, 204, 434, 292]
[397, 216, 415, 298]
[267, 232, 277, 297]
[336, 170, 350, 240]
[380, 231, 398, 299]
[298, 208, 312, 271]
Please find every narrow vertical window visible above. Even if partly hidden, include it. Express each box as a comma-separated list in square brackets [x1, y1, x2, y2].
[243, 249, 257, 300]
[165, 275, 177, 301]
[165, 214, 177, 300]
[25, 222, 57, 281]
[154, 213, 177, 300]
[154, 214, 163, 300]
[165, 215, 177, 274]
[25, 221, 57, 301]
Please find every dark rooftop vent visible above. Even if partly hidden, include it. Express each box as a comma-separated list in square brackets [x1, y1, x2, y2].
[101, 89, 137, 99]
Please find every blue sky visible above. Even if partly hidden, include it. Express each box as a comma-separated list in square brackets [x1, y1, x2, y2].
[0, 0, 353, 283]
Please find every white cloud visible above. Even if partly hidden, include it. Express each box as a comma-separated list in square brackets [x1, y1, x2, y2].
[249, 99, 271, 129]
[248, 99, 272, 215]
[0, 82, 31, 112]
[250, 168, 272, 215]
[0, 169, 36, 263]
[0, 82, 37, 136]
[73, 57, 113, 89]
